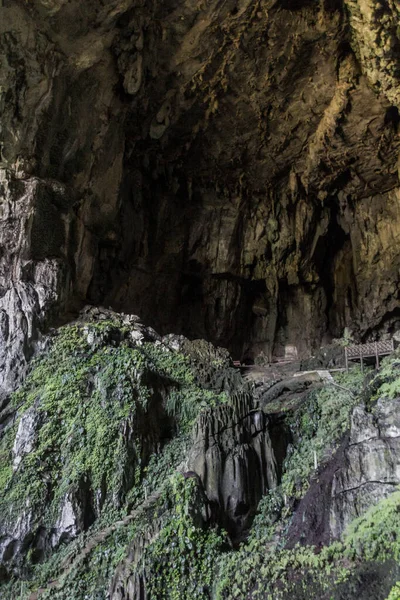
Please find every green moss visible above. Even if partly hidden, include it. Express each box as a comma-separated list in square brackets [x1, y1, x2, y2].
[2, 434, 191, 600]
[0, 319, 230, 598]
[213, 366, 398, 600]
[371, 352, 400, 400]
[344, 490, 400, 563]
[387, 582, 400, 600]
[0, 320, 226, 545]
[3, 331, 400, 600]
[215, 490, 400, 600]
[143, 474, 227, 600]
[1, 323, 148, 523]
[281, 368, 364, 499]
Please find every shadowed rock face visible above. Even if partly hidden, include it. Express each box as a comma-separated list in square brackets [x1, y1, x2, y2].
[1, 0, 400, 394]
[330, 398, 400, 537]
[188, 391, 283, 540]
[286, 397, 400, 548]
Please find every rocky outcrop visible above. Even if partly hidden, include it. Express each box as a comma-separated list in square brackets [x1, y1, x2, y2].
[188, 391, 281, 539]
[12, 404, 40, 470]
[0, 310, 292, 597]
[0, 312, 174, 575]
[0, 174, 71, 397]
[330, 398, 400, 538]
[287, 396, 400, 547]
[345, 0, 400, 107]
[3, 312, 400, 599]
[0, 1, 128, 396]
[109, 478, 210, 600]
[109, 520, 163, 600]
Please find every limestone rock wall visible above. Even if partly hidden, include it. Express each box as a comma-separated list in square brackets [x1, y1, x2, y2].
[0, 174, 70, 398]
[0, 312, 172, 574]
[330, 398, 400, 538]
[0, 1, 128, 394]
[286, 397, 400, 547]
[1, 0, 400, 394]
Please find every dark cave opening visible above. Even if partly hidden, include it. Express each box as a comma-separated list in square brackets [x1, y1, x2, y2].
[84, 187, 358, 363]
[384, 106, 400, 133]
[312, 202, 352, 341]
[80, 146, 397, 365]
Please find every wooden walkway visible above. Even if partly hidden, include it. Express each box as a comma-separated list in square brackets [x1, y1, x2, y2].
[345, 339, 394, 371]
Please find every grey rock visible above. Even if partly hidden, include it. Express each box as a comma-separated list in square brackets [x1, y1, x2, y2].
[349, 405, 378, 445]
[0, 508, 33, 567]
[287, 398, 400, 548]
[188, 392, 279, 538]
[375, 398, 400, 439]
[51, 494, 82, 548]
[0, 174, 70, 397]
[330, 399, 400, 538]
[12, 406, 40, 470]
[260, 375, 321, 409]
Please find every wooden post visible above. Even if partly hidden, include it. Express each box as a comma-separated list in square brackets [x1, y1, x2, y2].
[359, 347, 363, 373]
[345, 347, 349, 372]
[375, 341, 379, 370]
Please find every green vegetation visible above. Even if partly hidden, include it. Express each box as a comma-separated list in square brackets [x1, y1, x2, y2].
[282, 368, 364, 499]
[215, 489, 400, 599]
[1, 322, 149, 524]
[24, 446, 194, 600]
[2, 469, 225, 600]
[8, 480, 400, 600]
[2, 320, 400, 600]
[387, 583, 400, 600]
[144, 474, 227, 600]
[371, 351, 400, 400]
[345, 488, 400, 563]
[200, 368, 368, 600]
[0, 318, 228, 593]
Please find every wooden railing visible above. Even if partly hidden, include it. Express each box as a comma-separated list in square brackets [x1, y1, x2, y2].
[345, 339, 394, 371]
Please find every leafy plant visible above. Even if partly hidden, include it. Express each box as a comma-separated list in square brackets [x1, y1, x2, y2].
[281, 368, 364, 499]
[387, 582, 400, 600]
[143, 474, 227, 600]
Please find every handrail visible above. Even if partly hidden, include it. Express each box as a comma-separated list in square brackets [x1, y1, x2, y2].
[345, 339, 394, 371]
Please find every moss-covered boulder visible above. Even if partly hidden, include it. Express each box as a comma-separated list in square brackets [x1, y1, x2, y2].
[0, 310, 231, 577]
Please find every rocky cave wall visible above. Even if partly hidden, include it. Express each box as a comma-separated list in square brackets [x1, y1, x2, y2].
[1, 0, 400, 395]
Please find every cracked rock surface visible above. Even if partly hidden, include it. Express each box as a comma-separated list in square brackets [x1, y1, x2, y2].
[287, 396, 400, 547]
[330, 398, 400, 537]
[1, 0, 400, 396]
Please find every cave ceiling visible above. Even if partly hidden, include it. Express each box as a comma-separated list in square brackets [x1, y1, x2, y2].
[0, 0, 400, 390]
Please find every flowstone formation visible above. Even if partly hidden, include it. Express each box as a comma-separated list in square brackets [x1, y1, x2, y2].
[1, 0, 400, 394]
[1, 310, 400, 599]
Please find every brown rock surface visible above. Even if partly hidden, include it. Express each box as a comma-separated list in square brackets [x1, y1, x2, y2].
[1, 0, 400, 393]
